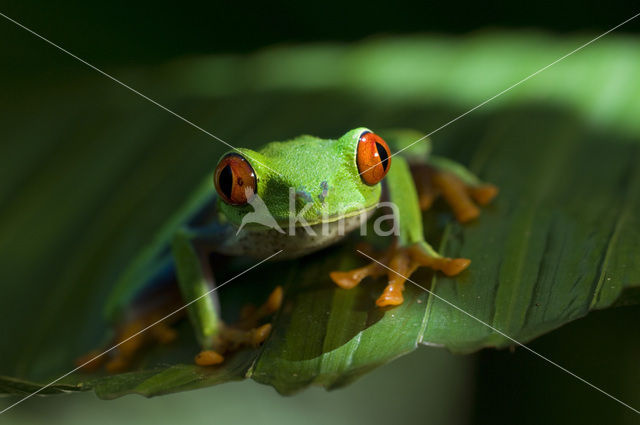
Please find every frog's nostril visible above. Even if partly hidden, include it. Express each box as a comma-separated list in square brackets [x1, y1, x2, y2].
[318, 181, 329, 203]
[295, 189, 313, 203]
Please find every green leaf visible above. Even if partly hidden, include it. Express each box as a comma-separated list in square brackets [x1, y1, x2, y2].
[1, 33, 640, 399]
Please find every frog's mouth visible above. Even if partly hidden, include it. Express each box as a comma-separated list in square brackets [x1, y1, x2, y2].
[236, 202, 379, 233]
[275, 202, 379, 227]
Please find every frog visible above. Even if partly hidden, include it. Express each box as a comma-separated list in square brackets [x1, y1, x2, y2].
[78, 127, 497, 372]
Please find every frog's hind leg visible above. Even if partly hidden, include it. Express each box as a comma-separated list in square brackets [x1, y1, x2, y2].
[78, 248, 283, 371]
[103, 311, 181, 373]
[409, 163, 440, 211]
[411, 158, 498, 222]
[76, 261, 184, 373]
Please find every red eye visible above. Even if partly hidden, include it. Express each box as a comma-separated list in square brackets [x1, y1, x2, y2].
[214, 154, 257, 205]
[357, 131, 391, 185]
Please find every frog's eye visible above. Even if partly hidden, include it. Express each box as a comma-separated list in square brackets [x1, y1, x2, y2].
[214, 153, 257, 206]
[357, 131, 391, 185]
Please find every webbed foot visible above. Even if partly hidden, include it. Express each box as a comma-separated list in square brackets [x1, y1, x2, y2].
[412, 163, 498, 222]
[78, 286, 283, 372]
[76, 313, 180, 373]
[195, 286, 283, 366]
[330, 243, 469, 307]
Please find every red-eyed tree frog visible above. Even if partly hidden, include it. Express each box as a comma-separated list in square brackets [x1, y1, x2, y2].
[78, 128, 497, 371]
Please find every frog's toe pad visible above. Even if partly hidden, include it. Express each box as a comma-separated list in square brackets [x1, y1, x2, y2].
[250, 323, 273, 346]
[375, 284, 404, 307]
[409, 244, 471, 276]
[330, 263, 382, 290]
[330, 270, 363, 289]
[441, 258, 471, 276]
[470, 184, 499, 206]
[265, 287, 283, 314]
[195, 350, 225, 366]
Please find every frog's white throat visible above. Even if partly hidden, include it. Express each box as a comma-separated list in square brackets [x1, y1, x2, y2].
[220, 207, 376, 260]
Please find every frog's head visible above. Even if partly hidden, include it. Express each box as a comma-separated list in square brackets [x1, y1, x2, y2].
[213, 127, 392, 228]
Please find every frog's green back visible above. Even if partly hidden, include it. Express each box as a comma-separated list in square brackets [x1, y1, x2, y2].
[379, 129, 432, 159]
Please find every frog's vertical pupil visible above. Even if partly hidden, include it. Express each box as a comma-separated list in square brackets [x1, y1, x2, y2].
[357, 131, 391, 186]
[376, 142, 389, 171]
[219, 164, 233, 199]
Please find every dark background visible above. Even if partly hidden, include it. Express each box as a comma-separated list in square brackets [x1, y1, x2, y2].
[1, 2, 639, 424]
[2, 0, 639, 69]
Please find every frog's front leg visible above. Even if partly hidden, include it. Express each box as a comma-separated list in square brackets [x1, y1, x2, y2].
[330, 157, 472, 307]
[172, 228, 282, 366]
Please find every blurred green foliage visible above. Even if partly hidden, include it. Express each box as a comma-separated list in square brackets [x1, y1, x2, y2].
[1, 0, 638, 68]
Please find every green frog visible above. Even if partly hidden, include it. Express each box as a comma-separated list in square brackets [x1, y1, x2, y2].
[79, 128, 497, 371]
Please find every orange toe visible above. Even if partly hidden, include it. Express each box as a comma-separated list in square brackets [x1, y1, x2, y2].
[265, 286, 283, 313]
[330, 264, 380, 290]
[441, 258, 471, 276]
[338, 242, 472, 309]
[250, 323, 273, 346]
[433, 172, 480, 223]
[456, 206, 480, 223]
[330, 271, 361, 289]
[195, 350, 225, 366]
[470, 184, 499, 206]
[375, 286, 404, 307]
